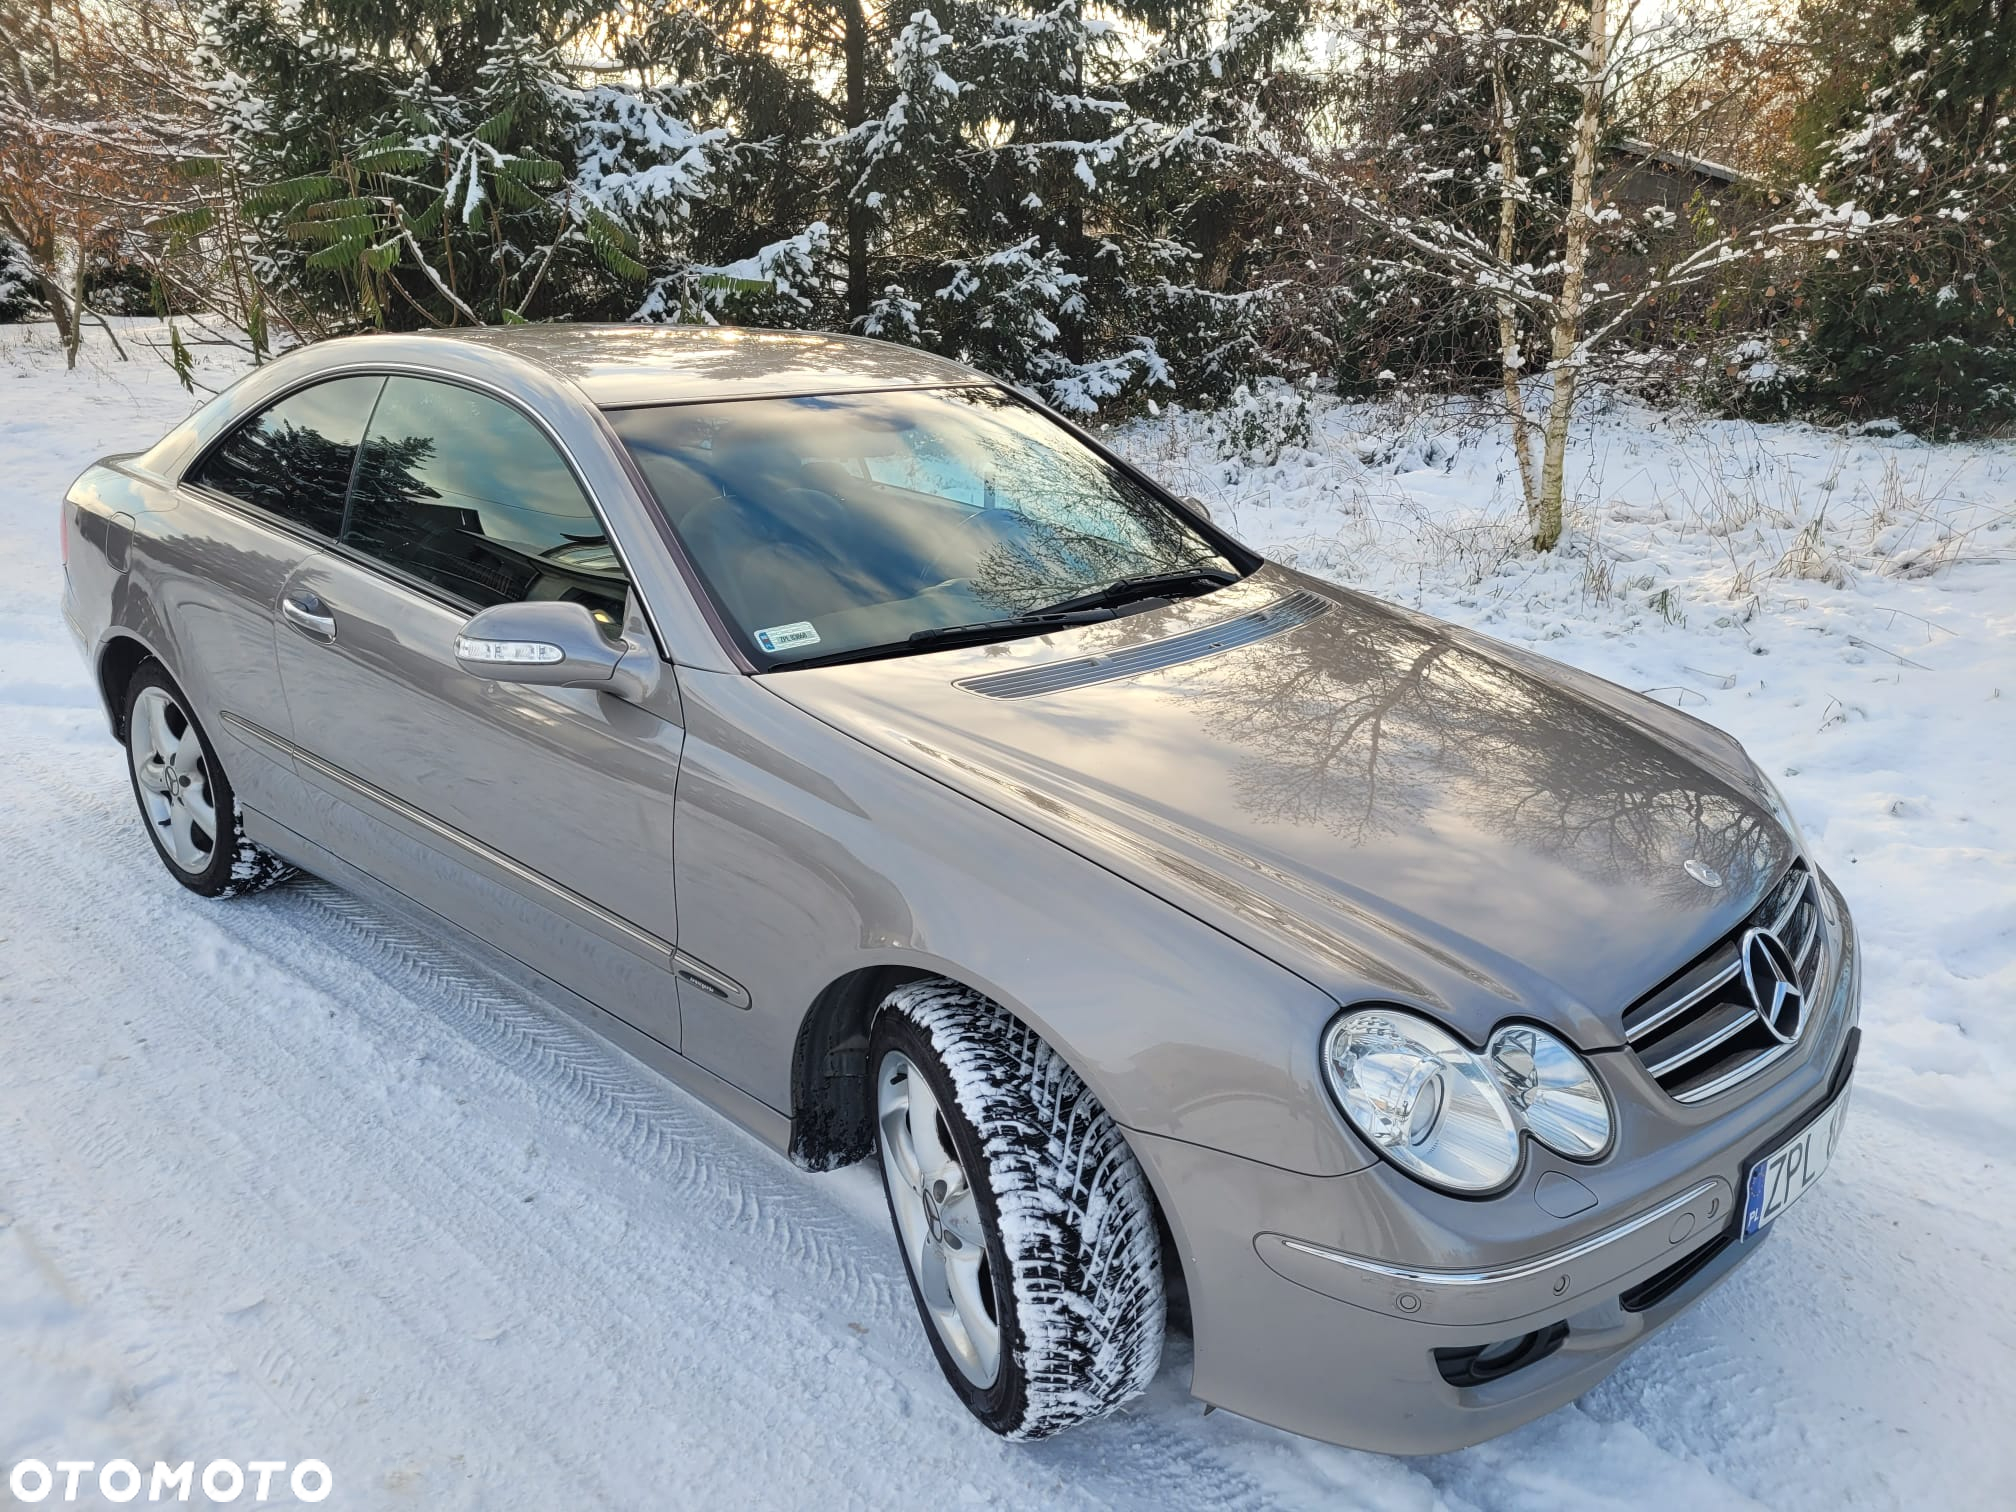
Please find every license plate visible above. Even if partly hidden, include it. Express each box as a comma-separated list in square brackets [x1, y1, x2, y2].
[1742, 1090, 1851, 1238]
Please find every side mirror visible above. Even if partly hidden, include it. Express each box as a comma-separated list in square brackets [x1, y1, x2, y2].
[1183, 494, 1215, 523]
[454, 600, 655, 701]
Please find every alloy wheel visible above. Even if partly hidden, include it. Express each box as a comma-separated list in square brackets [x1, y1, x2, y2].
[877, 1049, 1001, 1387]
[129, 685, 218, 874]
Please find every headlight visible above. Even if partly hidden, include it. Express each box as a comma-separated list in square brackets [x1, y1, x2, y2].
[1323, 1010, 1520, 1193]
[1486, 1024, 1612, 1158]
[1324, 1010, 1614, 1193]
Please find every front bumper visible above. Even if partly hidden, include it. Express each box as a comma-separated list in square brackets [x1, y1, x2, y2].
[1133, 872, 1860, 1456]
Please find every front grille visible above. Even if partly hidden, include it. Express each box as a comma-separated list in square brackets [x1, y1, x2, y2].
[1622, 863, 1827, 1102]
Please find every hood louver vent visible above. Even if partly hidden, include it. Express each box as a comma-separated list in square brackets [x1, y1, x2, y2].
[957, 589, 1331, 700]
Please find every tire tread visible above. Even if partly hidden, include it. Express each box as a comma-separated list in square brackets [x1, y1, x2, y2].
[882, 979, 1165, 1440]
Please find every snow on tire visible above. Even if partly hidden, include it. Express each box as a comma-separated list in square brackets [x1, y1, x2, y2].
[871, 978, 1165, 1440]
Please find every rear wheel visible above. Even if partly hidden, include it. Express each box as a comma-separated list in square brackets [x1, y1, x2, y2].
[870, 980, 1165, 1440]
[123, 662, 292, 898]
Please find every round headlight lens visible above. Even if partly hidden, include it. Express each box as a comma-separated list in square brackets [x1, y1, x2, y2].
[1485, 1024, 1613, 1159]
[1323, 1010, 1520, 1193]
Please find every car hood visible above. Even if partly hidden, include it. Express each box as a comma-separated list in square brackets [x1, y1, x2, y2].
[761, 566, 1796, 1047]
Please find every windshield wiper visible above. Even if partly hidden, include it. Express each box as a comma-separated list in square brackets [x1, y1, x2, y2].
[770, 608, 1114, 670]
[1034, 566, 1237, 616]
[907, 608, 1116, 648]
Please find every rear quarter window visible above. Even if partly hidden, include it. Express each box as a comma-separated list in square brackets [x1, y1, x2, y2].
[186, 375, 385, 537]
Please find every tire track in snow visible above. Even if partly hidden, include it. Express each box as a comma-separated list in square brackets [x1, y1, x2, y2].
[5, 736, 1355, 1511]
[12, 934, 805, 1496]
[9, 754, 868, 1501]
[3, 701, 1777, 1511]
[219, 877, 1353, 1512]
[287, 885, 898, 1297]
[2, 767, 594, 1503]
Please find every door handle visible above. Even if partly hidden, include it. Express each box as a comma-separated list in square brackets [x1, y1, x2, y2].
[281, 592, 337, 640]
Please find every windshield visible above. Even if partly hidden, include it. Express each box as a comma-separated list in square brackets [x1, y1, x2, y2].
[608, 386, 1239, 667]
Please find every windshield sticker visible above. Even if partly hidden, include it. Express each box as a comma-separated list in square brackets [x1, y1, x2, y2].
[755, 621, 821, 654]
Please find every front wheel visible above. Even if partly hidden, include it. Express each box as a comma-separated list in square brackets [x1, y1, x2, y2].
[871, 980, 1166, 1440]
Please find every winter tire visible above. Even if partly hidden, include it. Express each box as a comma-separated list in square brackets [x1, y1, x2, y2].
[871, 979, 1165, 1440]
[123, 661, 293, 898]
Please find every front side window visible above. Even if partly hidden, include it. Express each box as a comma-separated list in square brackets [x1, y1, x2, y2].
[345, 376, 627, 622]
[188, 375, 385, 536]
[608, 387, 1237, 666]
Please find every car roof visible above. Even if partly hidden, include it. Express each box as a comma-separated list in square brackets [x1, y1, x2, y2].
[409, 324, 992, 409]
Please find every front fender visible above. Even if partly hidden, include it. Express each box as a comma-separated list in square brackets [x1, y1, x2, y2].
[670, 667, 1374, 1178]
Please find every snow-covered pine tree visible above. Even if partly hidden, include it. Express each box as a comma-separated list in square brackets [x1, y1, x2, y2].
[199, 0, 481, 325]
[1112, 0, 1315, 403]
[1795, 0, 2015, 430]
[610, 5, 841, 327]
[611, 0, 884, 329]
[840, 0, 1310, 413]
[821, 0, 1117, 400]
[846, 6, 967, 348]
[0, 230, 41, 322]
[193, 0, 745, 328]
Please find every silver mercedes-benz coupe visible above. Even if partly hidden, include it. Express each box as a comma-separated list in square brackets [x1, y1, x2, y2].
[61, 325, 1858, 1453]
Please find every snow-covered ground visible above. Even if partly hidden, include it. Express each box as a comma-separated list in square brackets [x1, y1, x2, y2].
[2, 322, 2012, 1509]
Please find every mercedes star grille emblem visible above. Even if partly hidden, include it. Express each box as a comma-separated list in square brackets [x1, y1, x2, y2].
[1739, 926, 1806, 1044]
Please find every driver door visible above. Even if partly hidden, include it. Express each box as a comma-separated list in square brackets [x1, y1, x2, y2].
[270, 374, 686, 1048]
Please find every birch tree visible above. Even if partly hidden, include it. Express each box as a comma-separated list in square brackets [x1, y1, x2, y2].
[1533, 0, 1614, 551]
[1260, 0, 1885, 550]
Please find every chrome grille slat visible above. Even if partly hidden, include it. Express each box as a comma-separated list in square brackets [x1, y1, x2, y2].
[1792, 901, 1820, 970]
[1624, 954, 1740, 1043]
[1672, 1041, 1797, 1104]
[1797, 940, 1823, 996]
[957, 589, 1331, 700]
[1642, 1001, 1764, 1078]
[1622, 861, 1827, 1102]
[1772, 869, 1813, 935]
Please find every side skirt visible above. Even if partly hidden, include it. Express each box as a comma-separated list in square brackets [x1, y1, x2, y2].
[242, 807, 794, 1157]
